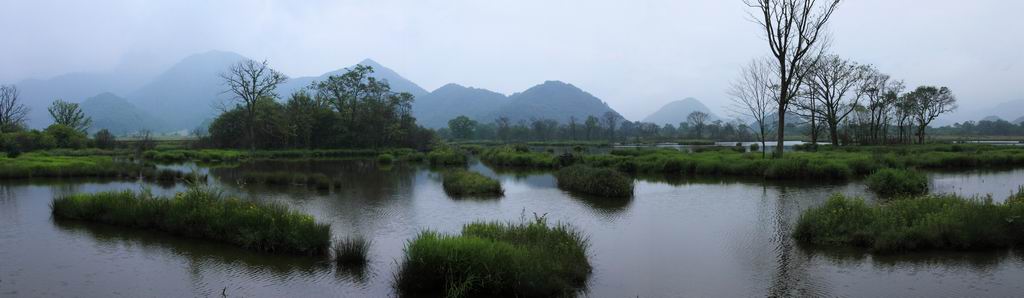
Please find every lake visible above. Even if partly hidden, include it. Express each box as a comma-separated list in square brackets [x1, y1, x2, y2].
[2, 160, 1023, 297]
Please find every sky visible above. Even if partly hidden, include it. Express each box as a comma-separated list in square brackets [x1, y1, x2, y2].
[1, 0, 1022, 121]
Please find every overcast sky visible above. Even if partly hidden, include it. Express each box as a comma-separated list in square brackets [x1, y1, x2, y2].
[1, 0, 1022, 120]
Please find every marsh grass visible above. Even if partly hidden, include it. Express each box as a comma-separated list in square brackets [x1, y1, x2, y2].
[305, 173, 333, 190]
[555, 165, 634, 198]
[333, 236, 371, 267]
[866, 168, 929, 197]
[479, 146, 558, 168]
[377, 153, 395, 164]
[442, 170, 504, 198]
[50, 187, 331, 255]
[0, 153, 145, 179]
[395, 217, 591, 297]
[793, 192, 1024, 252]
[144, 148, 419, 163]
[427, 147, 468, 166]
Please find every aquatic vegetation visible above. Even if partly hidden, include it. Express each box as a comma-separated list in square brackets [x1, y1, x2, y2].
[555, 165, 634, 198]
[866, 168, 929, 197]
[333, 236, 371, 267]
[242, 172, 300, 185]
[479, 146, 558, 168]
[0, 153, 146, 179]
[442, 170, 504, 198]
[395, 218, 591, 297]
[305, 173, 333, 190]
[143, 148, 419, 163]
[377, 153, 395, 164]
[793, 193, 1024, 252]
[51, 187, 331, 255]
[427, 147, 468, 166]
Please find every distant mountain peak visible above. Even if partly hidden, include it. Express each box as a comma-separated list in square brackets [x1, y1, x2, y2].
[642, 98, 717, 125]
[358, 58, 381, 67]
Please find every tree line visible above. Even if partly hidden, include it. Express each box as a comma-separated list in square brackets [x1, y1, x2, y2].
[0, 84, 120, 154]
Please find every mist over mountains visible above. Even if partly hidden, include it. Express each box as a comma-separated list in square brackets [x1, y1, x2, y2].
[8, 50, 1019, 134]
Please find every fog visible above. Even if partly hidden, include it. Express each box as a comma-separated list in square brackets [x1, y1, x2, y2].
[1, 0, 1021, 121]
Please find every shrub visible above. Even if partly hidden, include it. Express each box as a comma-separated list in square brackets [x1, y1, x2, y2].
[442, 170, 504, 197]
[44, 124, 87, 149]
[377, 153, 395, 164]
[93, 129, 117, 150]
[480, 146, 558, 168]
[51, 187, 331, 255]
[333, 236, 371, 267]
[428, 147, 468, 166]
[395, 218, 591, 297]
[793, 193, 1024, 252]
[556, 165, 634, 198]
[865, 168, 929, 197]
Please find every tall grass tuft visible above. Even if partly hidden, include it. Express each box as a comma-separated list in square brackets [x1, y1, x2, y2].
[556, 165, 634, 198]
[427, 147, 468, 166]
[377, 153, 395, 164]
[395, 217, 591, 297]
[442, 170, 504, 198]
[333, 236, 371, 267]
[51, 187, 331, 255]
[793, 192, 1024, 252]
[865, 168, 929, 197]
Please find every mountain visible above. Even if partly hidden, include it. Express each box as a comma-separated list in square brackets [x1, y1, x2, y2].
[484, 81, 623, 124]
[80, 93, 164, 135]
[1013, 116, 1024, 125]
[944, 99, 1024, 126]
[413, 83, 507, 128]
[980, 115, 1004, 122]
[642, 98, 717, 126]
[127, 50, 247, 130]
[277, 58, 428, 98]
[14, 71, 154, 129]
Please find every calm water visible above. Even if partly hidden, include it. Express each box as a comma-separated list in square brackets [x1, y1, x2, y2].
[2, 161, 1024, 297]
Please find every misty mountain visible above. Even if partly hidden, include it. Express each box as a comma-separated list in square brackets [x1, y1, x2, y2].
[413, 84, 508, 128]
[80, 93, 164, 135]
[1013, 116, 1024, 125]
[14, 71, 154, 129]
[127, 50, 247, 131]
[980, 115, 1004, 122]
[944, 99, 1024, 126]
[277, 59, 429, 98]
[642, 98, 717, 126]
[483, 81, 623, 124]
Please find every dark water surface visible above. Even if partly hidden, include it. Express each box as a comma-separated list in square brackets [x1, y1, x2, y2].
[2, 161, 1023, 297]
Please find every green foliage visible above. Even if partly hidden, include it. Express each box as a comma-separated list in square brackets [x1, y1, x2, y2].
[442, 170, 504, 197]
[396, 218, 591, 297]
[44, 124, 88, 149]
[793, 193, 1024, 252]
[51, 188, 331, 255]
[556, 165, 634, 198]
[448, 115, 478, 140]
[92, 129, 116, 150]
[143, 148, 418, 163]
[479, 146, 558, 168]
[0, 153, 145, 179]
[377, 153, 395, 164]
[428, 147, 468, 166]
[866, 168, 929, 197]
[48, 99, 92, 133]
[333, 236, 371, 267]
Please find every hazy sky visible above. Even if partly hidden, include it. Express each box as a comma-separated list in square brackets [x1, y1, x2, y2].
[2, 0, 1022, 120]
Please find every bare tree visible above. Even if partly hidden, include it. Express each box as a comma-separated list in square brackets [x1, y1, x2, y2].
[729, 58, 777, 157]
[220, 59, 288, 151]
[687, 111, 709, 139]
[495, 117, 511, 143]
[907, 86, 957, 144]
[0, 85, 29, 133]
[584, 116, 599, 140]
[744, 0, 841, 157]
[48, 99, 92, 132]
[858, 68, 904, 144]
[804, 55, 867, 146]
[568, 116, 578, 141]
[602, 111, 619, 143]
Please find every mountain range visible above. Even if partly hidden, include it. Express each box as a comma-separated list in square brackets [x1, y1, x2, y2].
[642, 98, 717, 126]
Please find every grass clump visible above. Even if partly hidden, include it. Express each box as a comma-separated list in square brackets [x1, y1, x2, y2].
[0, 153, 145, 179]
[395, 217, 591, 297]
[377, 153, 395, 164]
[866, 168, 929, 197]
[442, 170, 504, 198]
[479, 146, 558, 168]
[51, 187, 331, 255]
[793, 192, 1024, 252]
[428, 147, 468, 166]
[333, 236, 371, 267]
[306, 173, 333, 190]
[555, 165, 634, 198]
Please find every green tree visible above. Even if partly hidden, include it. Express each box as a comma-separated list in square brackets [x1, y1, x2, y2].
[448, 115, 477, 140]
[48, 99, 92, 133]
[93, 129, 116, 149]
[220, 59, 288, 151]
[45, 124, 87, 149]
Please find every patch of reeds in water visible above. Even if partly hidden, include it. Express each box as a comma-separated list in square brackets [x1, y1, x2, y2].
[51, 187, 331, 255]
[865, 168, 928, 197]
[555, 165, 634, 199]
[333, 236, 371, 267]
[442, 170, 504, 198]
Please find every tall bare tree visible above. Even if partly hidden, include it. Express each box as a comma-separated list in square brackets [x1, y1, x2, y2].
[0, 85, 29, 133]
[729, 58, 777, 157]
[804, 55, 867, 146]
[687, 111, 709, 139]
[858, 68, 904, 144]
[907, 86, 957, 144]
[220, 59, 288, 151]
[745, 0, 841, 156]
[48, 99, 92, 133]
